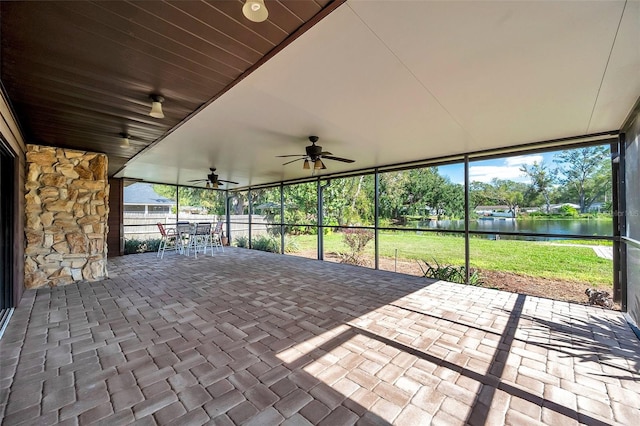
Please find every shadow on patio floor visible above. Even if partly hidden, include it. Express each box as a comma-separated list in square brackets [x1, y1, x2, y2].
[1, 248, 639, 425]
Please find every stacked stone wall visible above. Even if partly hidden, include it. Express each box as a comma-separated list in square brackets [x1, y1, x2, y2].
[24, 145, 109, 288]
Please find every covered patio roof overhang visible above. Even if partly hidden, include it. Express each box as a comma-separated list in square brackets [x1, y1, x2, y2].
[114, 0, 640, 189]
[1, 1, 638, 188]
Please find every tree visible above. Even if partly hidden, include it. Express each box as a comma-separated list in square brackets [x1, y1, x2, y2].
[229, 193, 246, 215]
[554, 146, 610, 213]
[153, 185, 226, 215]
[323, 176, 374, 226]
[377, 168, 464, 223]
[470, 179, 527, 218]
[282, 182, 317, 234]
[251, 187, 282, 236]
[152, 184, 177, 203]
[378, 171, 411, 222]
[186, 188, 226, 214]
[406, 168, 442, 215]
[428, 180, 464, 221]
[520, 161, 554, 213]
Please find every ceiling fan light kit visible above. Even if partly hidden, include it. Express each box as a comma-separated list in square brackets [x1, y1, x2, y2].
[278, 136, 355, 172]
[149, 94, 165, 119]
[187, 167, 239, 188]
[242, 0, 268, 23]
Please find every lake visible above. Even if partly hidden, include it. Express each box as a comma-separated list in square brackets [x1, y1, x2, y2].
[408, 218, 613, 240]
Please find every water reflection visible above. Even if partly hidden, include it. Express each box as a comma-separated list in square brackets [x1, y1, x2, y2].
[406, 218, 612, 239]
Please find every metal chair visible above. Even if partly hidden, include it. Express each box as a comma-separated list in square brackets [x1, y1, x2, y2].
[211, 220, 225, 253]
[156, 223, 176, 259]
[175, 222, 191, 255]
[188, 222, 212, 258]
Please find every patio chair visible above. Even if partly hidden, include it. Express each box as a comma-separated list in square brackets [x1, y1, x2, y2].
[175, 222, 191, 255]
[188, 222, 212, 258]
[211, 220, 225, 253]
[156, 223, 177, 259]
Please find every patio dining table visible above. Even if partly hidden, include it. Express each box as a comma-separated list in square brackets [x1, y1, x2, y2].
[174, 222, 214, 257]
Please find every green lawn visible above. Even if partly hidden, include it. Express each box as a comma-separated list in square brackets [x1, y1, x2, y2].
[547, 239, 613, 246]
[290, 231, 612, 285]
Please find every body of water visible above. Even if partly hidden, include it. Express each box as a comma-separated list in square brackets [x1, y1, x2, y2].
[407, 218, 613, 240]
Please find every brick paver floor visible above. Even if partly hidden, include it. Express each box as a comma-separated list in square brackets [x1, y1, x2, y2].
[1, 248, 639, 425]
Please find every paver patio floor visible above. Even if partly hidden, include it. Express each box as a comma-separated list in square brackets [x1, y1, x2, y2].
[1, 248, 639, 425]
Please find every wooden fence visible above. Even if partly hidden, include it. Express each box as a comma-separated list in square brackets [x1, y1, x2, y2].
[123, 213, 269, 242]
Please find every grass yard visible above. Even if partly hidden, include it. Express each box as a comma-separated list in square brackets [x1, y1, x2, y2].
[291, 231, 612, 286]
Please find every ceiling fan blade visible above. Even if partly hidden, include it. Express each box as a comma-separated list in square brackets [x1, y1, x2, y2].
[187, 179, 208, 182]
[322, 155, 355, 163]
[276, 154, 305, 158]
[283, 158, 305, 166]
[320, 151, 333, 156]
[218, 179, 239, 185]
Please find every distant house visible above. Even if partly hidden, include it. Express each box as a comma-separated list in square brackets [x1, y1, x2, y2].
[474, 205, 518, 218]
[123, 183, 175, 214]
[475, 205, 510, 214]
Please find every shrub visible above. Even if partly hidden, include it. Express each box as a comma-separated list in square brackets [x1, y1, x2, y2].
[124, 238, 161, 254]
[419, 258, 484, 286]
[527, 211, 545, 217]
[560, 204, 579, 217]
[252, 235, 279, 253]
[284, 224, 312, 235]
[339, 228, 374, 266]
[284, 238, 299, 253]
[146, 239, 162, 253]
[234, 235, 249, 248]
[378, 218, 393, 228]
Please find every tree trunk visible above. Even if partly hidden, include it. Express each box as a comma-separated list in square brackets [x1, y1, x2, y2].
[350, 176, 363, 212]
[234, 196, 245, 215]
[544, 193, 551, 214]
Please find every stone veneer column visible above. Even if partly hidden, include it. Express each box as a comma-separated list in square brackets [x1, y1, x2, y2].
[24, 145, 109, 288]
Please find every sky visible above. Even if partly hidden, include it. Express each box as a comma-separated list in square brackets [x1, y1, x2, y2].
[439, 152, 557, 185]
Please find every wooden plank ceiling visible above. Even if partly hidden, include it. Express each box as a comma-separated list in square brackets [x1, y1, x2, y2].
[1, 0, 336, 174]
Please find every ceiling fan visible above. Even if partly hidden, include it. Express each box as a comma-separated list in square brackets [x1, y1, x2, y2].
[187, 168, 238, 189]
[277, 136, 355, 170]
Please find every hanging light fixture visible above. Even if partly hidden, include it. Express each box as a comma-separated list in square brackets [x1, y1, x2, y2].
[242, 0, 268, 22]
[314, 158, 324, 170]
[212, 181, 219, 189]
[119, 132, 130, 148]
[149, 94, 165, 119]
[206, 182, 211, 189]
[303, 159, 310, 170]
